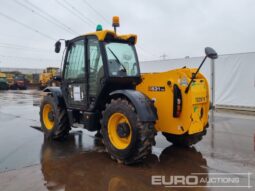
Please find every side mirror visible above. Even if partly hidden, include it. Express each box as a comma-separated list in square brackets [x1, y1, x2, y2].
[205, 47, 218, 59]
[55, 41, 61, 53]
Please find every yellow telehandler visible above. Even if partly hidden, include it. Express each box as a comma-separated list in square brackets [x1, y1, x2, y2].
[39, 16, 217, 164]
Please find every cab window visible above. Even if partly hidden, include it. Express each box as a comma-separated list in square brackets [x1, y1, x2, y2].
[105, 42, 139, 77]
[88, 38, 103, 96]
[64, 40, 85, 80]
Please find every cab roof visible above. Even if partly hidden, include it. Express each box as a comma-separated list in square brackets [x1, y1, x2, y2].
[84, 30, 137, 44]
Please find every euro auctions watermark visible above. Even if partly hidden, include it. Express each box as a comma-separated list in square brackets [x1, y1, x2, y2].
[151, 173, 253, 188]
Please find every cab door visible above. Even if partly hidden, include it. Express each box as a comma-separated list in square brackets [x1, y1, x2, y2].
[87, 36, 104, 108]
[62, 38, 87, 109]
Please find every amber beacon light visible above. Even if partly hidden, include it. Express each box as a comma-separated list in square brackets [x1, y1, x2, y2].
[112, 16, 120, 33]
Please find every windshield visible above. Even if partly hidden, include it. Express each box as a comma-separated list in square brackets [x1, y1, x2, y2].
[105, 42, 139, 77]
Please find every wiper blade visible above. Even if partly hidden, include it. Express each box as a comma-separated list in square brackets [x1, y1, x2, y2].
[107, 47, 126, 72]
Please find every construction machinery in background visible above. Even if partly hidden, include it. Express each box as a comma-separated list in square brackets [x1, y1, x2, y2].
[2, 71, 27, 90]
[32, 73, 40, 84]
[9, 74, 28, 90]
[0, 70, 48, 90]
[0, 72, 9, 90]
[6, 73, 14, 87]
[39, 16, 217, 164]
[39, 67, 60, 90]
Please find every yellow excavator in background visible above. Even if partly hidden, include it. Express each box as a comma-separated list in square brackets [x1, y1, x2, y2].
[39, 67, 60, 90]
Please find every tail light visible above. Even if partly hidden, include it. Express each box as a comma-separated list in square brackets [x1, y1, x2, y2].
[173, 84, 182, 118]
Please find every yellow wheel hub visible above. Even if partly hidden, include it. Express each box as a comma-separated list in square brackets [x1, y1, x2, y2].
[42, 103, 54, 130]
[108, 112, 132, 150]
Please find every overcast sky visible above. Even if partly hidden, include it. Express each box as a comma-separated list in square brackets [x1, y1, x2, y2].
[0, 0, 254, 69]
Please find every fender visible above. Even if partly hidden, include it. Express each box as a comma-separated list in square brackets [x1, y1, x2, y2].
[110, 90, 158, 122]
[43, 87, 65, 106]
[43, 87, 75, 127]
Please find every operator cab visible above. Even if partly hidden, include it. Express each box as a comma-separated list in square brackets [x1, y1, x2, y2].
[54, 17, 141, 115]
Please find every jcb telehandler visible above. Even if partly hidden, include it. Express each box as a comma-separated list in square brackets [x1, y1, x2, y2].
[40, 16, 217, 164]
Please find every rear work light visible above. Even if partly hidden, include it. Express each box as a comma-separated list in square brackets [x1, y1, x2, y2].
[173, 84, 182, 118]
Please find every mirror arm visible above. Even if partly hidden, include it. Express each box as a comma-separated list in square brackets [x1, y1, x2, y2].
[185, 56, 207, 94]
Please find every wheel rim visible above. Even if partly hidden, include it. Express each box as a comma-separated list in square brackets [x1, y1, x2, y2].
[42, 103, 54, 130]
[108, 112, 132, 150]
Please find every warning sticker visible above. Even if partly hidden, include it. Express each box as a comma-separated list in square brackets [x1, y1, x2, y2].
[73, 86, 81, 101]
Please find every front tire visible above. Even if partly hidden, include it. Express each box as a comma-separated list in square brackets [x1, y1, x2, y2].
[101, 98, 155, 164]
[40, 94, 70, 140]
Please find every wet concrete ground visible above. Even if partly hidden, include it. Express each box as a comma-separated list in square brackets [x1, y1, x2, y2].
[0, 90, 254, 191]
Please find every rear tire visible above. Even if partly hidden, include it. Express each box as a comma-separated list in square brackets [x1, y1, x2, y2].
[40, 94, 70, 140]
[163, 125, 208, 147]
[101, 98, 155, 164]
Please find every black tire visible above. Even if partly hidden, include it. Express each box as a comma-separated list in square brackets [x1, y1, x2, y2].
[39, 82, 46, 90]
[40, 94, 70, 140]
[47, 80, 53, 87]
[39, 85, 44, 90]
[163, 124, 208, 147]
[10, 84, 18, 90]
[101, 98, 156, 164]
[0, 83, 9, 90]
[20, 86, 27, 90]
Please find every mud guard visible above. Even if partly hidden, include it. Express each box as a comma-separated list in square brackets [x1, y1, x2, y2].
[43, 87, 65, 107]
[109, 90, 158, 122]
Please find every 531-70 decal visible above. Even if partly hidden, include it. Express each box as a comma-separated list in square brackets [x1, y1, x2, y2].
[148, 86, 165, 92]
